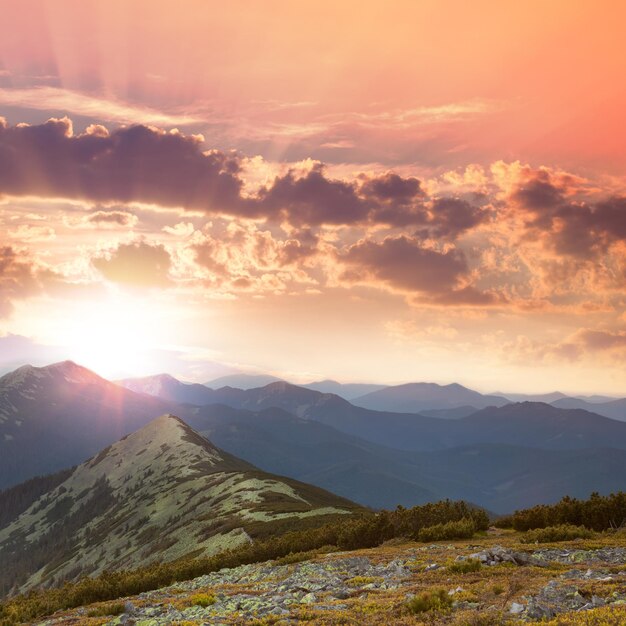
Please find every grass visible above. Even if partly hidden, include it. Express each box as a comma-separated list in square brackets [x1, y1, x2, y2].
[190, 593, 216, 607]
[85, 601, 126, 617]
[406, 588, 453, 614]
[447, 557, 482, 573]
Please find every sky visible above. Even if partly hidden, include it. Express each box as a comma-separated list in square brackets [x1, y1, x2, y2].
[0, 0, 625, 393]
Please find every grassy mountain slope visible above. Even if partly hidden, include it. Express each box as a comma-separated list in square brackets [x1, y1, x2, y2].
[0, 414, 360, 596]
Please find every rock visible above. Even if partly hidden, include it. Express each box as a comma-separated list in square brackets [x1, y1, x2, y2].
[509, 602, 525, 614]
[469, 546, 545, 567]
[300, 592, 317, 604]
[526, 581, 588, 619]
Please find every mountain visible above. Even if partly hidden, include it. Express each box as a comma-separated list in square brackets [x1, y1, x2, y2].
[551, 397, 626, 421]
[205, 374, 284, 389]
[183, 404, 441, 509]
[183, 403, 626, 513]
[0, 414, 361, 595]
[450, 402, 626, 450]
[301, 380, 387, 400]
[119, 373, 217, 405]
[419, 406, 478, 419]
[497, 391, 569, 403]
[352, 382, 509, 413]
[175, 383, 626, 453]
[0, 361, 170, 490]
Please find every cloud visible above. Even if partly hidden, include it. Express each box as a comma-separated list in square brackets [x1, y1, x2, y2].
[0, 118, 487, 234]
[258, 164, 370, 225]
[0, 117, 245, 216]
[0, 87, 200, 126]
[339, 236, 466, 293]
[86, 210, 138, 228]
[504, 328, 626, 364]
[0, 246, 56, 316]
[8, 224, 56, 241]
[92, 241, 172, 288]
[507, 166, 626, 259]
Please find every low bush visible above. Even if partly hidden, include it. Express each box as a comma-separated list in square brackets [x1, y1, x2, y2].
[519, 524, 593, 544]
[86, 601, 126, 617]
[191, 593, 216, 607]
[417, 518, 476, 542]
[406, 588, 453, 614]
[447, 558, 482, 573]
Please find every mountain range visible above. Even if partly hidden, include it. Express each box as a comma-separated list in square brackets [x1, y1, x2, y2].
[120, 373, 626, 421]
[2, 361, 626, 516]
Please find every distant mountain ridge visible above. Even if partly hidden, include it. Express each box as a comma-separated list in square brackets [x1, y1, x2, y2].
[0, 414, 360, 595]
[120, 373, 217, 405]
[351, 382, 509, 413]
[205, 373, 284, 389]
[301, 380, 387, 400]
[3, 361, 626, 514]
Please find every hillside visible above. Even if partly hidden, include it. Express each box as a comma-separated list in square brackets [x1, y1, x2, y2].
[551, 397, 626, 422]
[0, 414, 360, 595]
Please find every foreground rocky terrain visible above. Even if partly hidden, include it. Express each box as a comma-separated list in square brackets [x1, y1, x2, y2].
[36, 532, 626, 625]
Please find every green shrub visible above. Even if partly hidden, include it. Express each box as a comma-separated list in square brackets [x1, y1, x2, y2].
[520, 524, 594, 543]
[86, 601, 126, 617]
[447, 558, 481, 573]
[510, 492, 626, 532]
[418, 518, 476, 542]
[406, 588, 453, 614]
[493, 515, 514, 529]
[191, 593, 216, 607]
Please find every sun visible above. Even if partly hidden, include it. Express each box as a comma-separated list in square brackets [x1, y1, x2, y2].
[51, 290, 174, 379]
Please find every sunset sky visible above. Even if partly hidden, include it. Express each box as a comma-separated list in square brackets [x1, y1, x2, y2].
[0, 0, 625, 393]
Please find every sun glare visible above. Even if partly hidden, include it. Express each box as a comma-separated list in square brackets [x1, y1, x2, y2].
[54, 291, 171, 379]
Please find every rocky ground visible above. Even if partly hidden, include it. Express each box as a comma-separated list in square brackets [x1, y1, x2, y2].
[37, 532, 626, 625]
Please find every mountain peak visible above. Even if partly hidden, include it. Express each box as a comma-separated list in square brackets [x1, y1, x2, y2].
[95, 413, 234, 476]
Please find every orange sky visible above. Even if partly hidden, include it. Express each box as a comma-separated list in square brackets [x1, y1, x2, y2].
[0, 0, 625, 392]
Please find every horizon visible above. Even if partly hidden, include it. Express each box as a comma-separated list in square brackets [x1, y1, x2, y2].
[1, 1, 625, 395]
[0, 358, 621, 400]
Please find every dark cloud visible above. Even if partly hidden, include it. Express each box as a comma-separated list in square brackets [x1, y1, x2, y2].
[427, 197, 488, 239]
[278, 228, 319, 265]
[360, 172, 423, 205]
[512, 176, 564, 212]
[87, 210, 137, 227]
[0, 117, 246, 216]
[340, 236, 467, 293]
[510, 170, 626, 259]
[0, 118, 486, 235]
[92, 241, 172, 287]
[258, 165, 370, 225]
